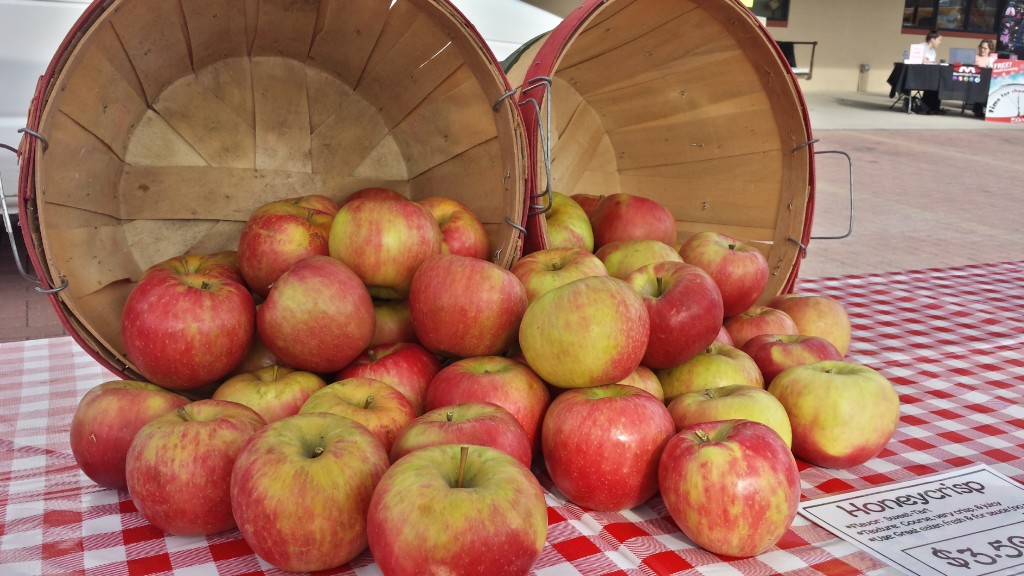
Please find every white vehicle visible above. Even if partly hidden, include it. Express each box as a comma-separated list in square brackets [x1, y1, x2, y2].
[0, 0, 559, 218]
[0, 0, 90, 219]
[450, 0, 560, 61]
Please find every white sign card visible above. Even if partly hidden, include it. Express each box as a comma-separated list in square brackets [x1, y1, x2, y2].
[799, 465, 1024, 576]
[907, 43, 926, 64]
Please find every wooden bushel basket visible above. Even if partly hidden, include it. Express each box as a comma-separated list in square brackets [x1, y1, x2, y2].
[17, 0, 529, 380]
[505, 0, 815, 302]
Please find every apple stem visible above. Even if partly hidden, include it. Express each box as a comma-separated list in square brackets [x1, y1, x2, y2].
[447, 410, 455, 422]
[703, 388, 717, 399]
[364, 396, 375, 409]
[656, 276, 664, 294]
[457, 445, 469, 488]
[368, 349, 378, 361]
[272, 365, 279, 380]
[199, 280, 212, 291]
[176, 406, 189, 422]
[694, 429, 711, 443]
[727, 243, 737, 250]
[312, 445, 324, 458]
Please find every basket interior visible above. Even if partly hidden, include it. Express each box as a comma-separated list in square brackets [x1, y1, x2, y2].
[28, 0, 526, 375]
[506, 0, 813, 303]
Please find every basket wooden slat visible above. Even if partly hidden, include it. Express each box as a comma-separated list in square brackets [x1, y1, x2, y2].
[253, 58, 314, 173]
[307, 2, 388, 88]
[182, 0, 250, 71]
[251, 0, 320, 61]
[113, 0, 194, 104]
[558, 0, 692, 67]
[54, 23, 147, 161]
[311, 83, 392, 178]
[357, 1, 461, 129]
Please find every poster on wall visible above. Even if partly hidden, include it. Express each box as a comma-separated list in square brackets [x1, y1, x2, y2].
[986, 60, 1024, 123]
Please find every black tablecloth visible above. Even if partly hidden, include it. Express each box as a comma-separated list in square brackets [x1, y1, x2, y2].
[887, 62, 992, 104]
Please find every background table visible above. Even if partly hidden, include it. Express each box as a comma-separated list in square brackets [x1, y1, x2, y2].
[887, 63, 992, 112]
[3, 261, 1024, 575]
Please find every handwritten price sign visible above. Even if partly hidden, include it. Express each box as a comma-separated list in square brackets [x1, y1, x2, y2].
[800, 466, 1024, 576]
[909, 523, 1024, 572]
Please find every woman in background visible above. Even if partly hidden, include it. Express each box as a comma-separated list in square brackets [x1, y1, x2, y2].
[972, 40, 997, 118]
[976, 39, 996, 67]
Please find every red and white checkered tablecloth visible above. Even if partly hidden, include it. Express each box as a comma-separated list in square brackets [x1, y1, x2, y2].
[2, 260, 1023, 575]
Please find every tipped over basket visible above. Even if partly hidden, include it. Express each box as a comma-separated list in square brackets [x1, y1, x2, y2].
[504, 0, 815, 303]
[18, 0, 529, 380]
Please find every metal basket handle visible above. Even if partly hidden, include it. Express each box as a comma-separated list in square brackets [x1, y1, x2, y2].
[516, 76, 554, 217]
[811, 149, 854, 241]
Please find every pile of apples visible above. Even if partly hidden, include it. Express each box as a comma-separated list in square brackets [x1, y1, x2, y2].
[69, 188, 901, 574]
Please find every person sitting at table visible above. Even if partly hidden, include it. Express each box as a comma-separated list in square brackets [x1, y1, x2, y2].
[971, 40, 997, 117]
[976, 39, 997, 67]
[919, 31, 945, 113]
[922, 31, 943, 64]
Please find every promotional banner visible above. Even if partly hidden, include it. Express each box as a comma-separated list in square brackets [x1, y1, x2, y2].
[986, 60, 1024, 123]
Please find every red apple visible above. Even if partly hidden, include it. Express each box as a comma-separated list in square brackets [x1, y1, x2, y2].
[615, 365, 665, 402]
[724, 305, 798, 349]
[768, 361, 900, 468]
[542, 384, 675, 511]
[70, 381, 190, 489]
[229, 329, 281, 376]
[741, 334, 843, 384]
[659, 420, 800, 557]
[257, 255, 375, 374]
[510, 247, 608, 303]
[424, 356, 551, 450]
[655, 342, 764, 403]
[342, 186, 406, 205]
[336, 342, 440, 415]
[570, 193, 603, 218]
[769, 293, 852, 356]
[212, 366, 326, 423]
[409, 254, 527, 358]
[543, 191, 594, 252]
[125, 399, 266, 535]
[625, 261, 724, 370]
[367, 445, 547, 575]
[230, 412, 389, 572]
[520, 276, 649, 389]
[589, 193, 676, 248]
[237, 195, 337, 297]
[666, 385, 793, 447]
[138, 250, 243, 283]
[595, 239, 683, 279]
[714, 324, 735, 346]
[299, 377, 416, 454]
[390, 402, 532, 467]
[418, 196, 490, 260]
[678, 231, 770, 317]
[329, 197, 443, 299]
[369, 298, 416, 346]
[122, 253, 256, 390]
